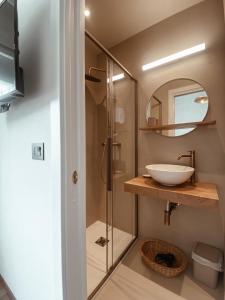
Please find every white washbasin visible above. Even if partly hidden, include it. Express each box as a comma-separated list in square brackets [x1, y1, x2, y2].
[145, 164, 194, 186]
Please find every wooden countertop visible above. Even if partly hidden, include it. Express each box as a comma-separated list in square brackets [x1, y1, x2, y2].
[124, 177, 219, 207]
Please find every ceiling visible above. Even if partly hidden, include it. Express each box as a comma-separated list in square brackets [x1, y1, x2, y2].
[85, 0, 205, 48]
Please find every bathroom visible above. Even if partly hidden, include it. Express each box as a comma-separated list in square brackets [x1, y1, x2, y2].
[84, 0, 225, 299]
[0, 0, 225, 299]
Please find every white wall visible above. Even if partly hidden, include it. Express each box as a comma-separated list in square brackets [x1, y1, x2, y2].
[0, 0, 62, 299]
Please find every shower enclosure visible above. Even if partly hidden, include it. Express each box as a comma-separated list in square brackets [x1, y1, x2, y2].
[85, 31, 137, 298]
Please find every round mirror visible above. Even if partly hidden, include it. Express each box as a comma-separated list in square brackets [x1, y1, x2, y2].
[146, 78, 209, 137]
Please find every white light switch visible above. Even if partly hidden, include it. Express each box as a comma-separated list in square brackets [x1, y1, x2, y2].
[32, 143, 44, 160]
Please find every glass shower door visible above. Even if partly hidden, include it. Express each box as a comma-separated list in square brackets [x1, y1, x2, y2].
[106, 60, 137, 269]
[86, 34, 137, 297]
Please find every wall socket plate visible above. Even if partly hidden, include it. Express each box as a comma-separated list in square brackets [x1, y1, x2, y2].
[32, 143, 44, 160]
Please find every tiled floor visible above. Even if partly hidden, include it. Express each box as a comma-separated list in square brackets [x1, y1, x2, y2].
[86, 220, 133, 296]
[93, 240, 224, 300]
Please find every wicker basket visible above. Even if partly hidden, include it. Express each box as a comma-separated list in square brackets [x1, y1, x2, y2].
[140, 239, 188, 278]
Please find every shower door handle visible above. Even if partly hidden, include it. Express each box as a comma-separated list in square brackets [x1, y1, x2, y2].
[107, 137, 112, 191]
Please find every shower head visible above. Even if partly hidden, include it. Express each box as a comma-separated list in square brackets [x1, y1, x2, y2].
[85, 66, 106, 83]
[85, 74, 101, 82]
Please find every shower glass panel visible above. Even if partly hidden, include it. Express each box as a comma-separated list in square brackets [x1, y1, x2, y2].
[109, 63, 136, 267]
[85, 33, 137, 298]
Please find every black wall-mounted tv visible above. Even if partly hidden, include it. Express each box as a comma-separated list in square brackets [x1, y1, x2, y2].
[0, 0, 24, 112]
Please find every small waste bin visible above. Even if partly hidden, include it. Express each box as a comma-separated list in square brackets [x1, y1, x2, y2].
[192, 242, 223, 289]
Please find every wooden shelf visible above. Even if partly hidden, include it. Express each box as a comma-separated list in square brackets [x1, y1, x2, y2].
[139, 120, 216, 131]
[124, 177, 219, 207]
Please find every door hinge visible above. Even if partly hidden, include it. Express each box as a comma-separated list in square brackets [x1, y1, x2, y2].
[72, 170, 78, 184]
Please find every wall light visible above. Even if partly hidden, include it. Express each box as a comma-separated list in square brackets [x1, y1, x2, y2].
[112, 73, 125, 82]
[84, 9, 90, 17]
[0, 80, 14, 96]
[0, 50, 14, 60]
[142, 43, 206, 71]
[194, 96, 208, 104]
[107, 73, 125, 83]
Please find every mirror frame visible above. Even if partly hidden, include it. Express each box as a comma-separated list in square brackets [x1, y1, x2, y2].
[146, 78, 209, 137]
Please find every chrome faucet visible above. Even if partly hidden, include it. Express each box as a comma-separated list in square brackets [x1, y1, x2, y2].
[177, 150, 196, 184]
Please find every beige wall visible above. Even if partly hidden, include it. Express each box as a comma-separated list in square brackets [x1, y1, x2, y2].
[85, 39, 102, 227]
[110, 0, 225, 254]
[86, 87, 100, 226]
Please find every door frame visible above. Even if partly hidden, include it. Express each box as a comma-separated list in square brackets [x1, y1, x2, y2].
[60, 0, 87, 299]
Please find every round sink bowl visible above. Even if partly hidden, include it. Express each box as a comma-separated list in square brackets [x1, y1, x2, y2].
[145, 164, 195, 186]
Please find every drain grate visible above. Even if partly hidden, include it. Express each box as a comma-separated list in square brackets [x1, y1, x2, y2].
[95, 237, 109, 247]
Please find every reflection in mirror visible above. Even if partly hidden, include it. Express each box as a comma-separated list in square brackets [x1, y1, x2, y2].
[146, 79, 209, 137]
[0, 54, 15, 97]
[0, 0, 15, 99]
